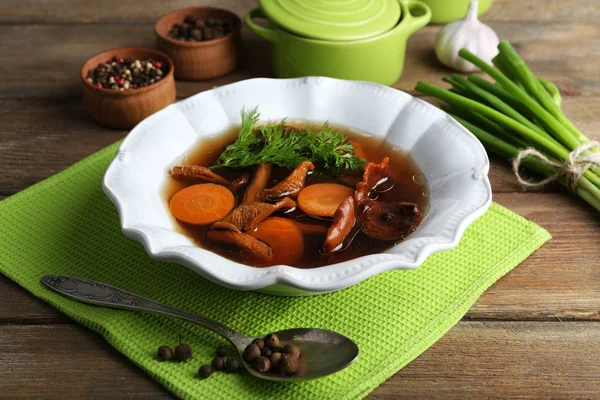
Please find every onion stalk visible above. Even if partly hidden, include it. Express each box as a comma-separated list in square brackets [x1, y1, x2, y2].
[415, 40, 600, 212]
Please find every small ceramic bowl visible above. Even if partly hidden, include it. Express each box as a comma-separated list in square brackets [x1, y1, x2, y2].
[154, 7, 242, 81]
[103, 77, 492, 296]
[245, 0, 431, 86]
[80, 48, 176, 130]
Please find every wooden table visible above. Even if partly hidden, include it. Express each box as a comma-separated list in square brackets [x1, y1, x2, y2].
[1, 1, 599, 398]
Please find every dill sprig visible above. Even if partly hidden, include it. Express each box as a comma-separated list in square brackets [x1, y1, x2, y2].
[208, 107, 262, 169]
[211, 108, 366, 173]
[309, 123, 366, 172]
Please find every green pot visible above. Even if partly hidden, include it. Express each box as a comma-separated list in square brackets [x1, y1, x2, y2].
[245, 0, 431, 86]
[420, 0, 492, 24]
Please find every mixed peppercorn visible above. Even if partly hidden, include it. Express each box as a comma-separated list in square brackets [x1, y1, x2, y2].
[86, 56, 169, 91]
[168, 15, 233, 42]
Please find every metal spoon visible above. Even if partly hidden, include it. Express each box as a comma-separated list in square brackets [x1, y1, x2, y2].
[41, 275, 359, 381]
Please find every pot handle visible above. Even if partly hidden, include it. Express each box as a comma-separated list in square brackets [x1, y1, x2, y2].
[399, 0, 432, 35]
[245, 8, 277, 42]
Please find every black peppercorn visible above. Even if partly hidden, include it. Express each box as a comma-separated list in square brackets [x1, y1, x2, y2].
[216, 346, 228, 357]
[252, 338, 265, 350]
[226, 357, 241, 372]
[201, 27, 214, 41]
[174, 343, 193, 361]
[279, 354, 299, 376]
[261, 347, 272, 358]
[190, 28, 203, 41]
[243, 344, 261, 363]
[212, 356, 225, 371]
[168, 15, 232, 42]
[214, 26, 225, 38]
[253, 356, 271, 373]
[157, 345, 173, 361]
[283, 344, 301, 360]
[264, 334, 280, 349]
[199, 364, 212, 378]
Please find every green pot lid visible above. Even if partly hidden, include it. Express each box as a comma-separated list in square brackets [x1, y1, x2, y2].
[259, 0, 401, 41]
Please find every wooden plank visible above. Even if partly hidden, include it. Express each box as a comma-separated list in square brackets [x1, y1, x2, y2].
[0, 0, 255, 24]
[1, 192, 599, 323]
[0, 25, 267, 99]
[381, 321, 600, 399]
[1, 322, 598, 399]
[0, 98, 125, 196]
[0, 324, 171, 399]
[489, 0, 600, 22]
[0, 20, 599, 99]
[1, 0, 598, 24]
[0, 276, 68, 324]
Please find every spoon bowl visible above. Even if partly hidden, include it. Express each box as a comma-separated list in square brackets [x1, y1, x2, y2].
[41, 275, 359, 381]
[241, 328, 358, 381]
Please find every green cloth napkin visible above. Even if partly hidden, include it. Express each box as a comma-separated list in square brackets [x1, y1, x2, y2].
[0, 142, 550, 400]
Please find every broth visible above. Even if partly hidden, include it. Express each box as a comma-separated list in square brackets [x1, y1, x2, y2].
[163, 123, 428, 268]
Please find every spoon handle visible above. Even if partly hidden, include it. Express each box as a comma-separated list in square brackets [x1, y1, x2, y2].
[41, 275, 247, 346]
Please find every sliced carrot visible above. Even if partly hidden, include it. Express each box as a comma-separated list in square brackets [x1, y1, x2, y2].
[249, 217, 304, 266]
[297, 183, 354, 217]
[351, 141, 366, 159]
[169, 183, 235, 225]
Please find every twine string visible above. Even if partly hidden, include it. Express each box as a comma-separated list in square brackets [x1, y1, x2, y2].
[512, 141, 600, 191]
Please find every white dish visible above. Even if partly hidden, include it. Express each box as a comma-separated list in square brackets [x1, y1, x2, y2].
[103, 77, 492, 296]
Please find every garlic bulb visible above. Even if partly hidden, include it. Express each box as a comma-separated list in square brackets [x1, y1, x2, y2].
[435, 0, 499, 72]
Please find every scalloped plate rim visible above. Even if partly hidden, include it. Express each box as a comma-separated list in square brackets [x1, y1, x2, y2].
[102, 76, 492, 294]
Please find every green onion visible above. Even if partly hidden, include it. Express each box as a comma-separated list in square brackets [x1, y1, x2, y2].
[459, 46, 583, 150]
[439, 104, 528, 148]
[496, 42, 582, 141]
[466, 75, 535, 120]
[538, 77, 561, 107]
[416, 40, 600, 212]
[449, 73, 550, 139]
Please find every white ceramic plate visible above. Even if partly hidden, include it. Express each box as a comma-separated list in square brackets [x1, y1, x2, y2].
[103, 77, 492, 296]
